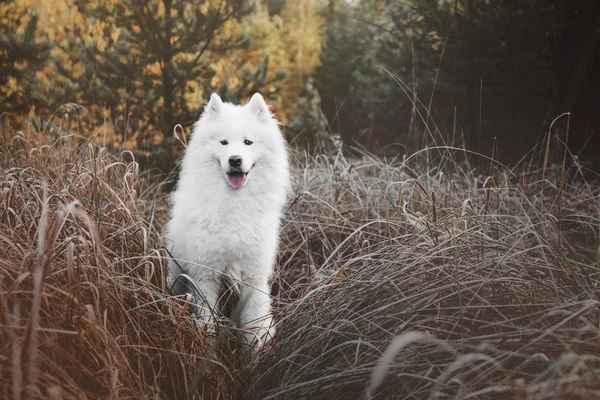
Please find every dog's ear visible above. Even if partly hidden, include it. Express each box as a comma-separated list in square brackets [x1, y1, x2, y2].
[246, 92, 271, 122]
[203, 93, 223, 117]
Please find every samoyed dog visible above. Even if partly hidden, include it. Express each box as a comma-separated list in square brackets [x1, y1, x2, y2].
[163, 93, 290, 349]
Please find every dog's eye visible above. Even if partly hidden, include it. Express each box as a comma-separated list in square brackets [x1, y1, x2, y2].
[244, 139, 253, 146]
[220, 140, 228, 145]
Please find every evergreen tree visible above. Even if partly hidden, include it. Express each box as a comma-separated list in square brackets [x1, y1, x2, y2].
[315, 0, 579, 161]
[287, 78, 333, 154]
[0, 3, 50, 120]
[315, 0, 365, 146]
[65, 0, 259, 142]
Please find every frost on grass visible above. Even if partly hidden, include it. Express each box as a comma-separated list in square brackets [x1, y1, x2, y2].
[242, 150, 600, 399]
[0, 129, 219, 399]
[2, 127, 600, 399]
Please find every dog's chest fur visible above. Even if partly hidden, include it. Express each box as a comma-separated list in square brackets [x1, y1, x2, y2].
[170, 190, 280, 280]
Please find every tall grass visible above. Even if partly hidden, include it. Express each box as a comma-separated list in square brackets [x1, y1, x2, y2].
[241, 149, 600, 399]
[1, 121, 599, 399]
[0, 125, 221, 398]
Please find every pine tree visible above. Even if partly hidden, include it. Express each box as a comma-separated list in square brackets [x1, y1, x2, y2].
[0, 3, 50, 120]
[66, 0, 257, 142]
[287, 78, 333, 154]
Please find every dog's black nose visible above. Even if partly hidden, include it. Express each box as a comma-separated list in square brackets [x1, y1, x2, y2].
[229, 155, 242, 167]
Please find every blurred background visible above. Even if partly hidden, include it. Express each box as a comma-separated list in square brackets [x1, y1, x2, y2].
[1, 0, 599, 172]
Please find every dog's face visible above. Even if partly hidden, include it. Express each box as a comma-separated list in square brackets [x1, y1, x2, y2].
[214, 127, 261, 189]
[192, 93, 286, 190]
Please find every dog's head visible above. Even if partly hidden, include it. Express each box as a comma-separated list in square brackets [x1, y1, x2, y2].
[189, 93, 289, 191]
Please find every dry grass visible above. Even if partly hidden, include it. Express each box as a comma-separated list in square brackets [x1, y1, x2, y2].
[244, 150, 600, 399]
[2, 122, 600, 399]
[0, 126, 225, 399]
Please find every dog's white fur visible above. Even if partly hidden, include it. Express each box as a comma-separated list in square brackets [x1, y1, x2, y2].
[163, 93, 290, 347]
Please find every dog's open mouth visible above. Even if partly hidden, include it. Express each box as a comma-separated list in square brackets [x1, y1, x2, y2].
[226, 171, 247, 189]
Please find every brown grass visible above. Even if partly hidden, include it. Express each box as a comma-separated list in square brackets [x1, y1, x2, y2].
[0, 126, 226, 399]
[2, 121, 600, 399]
[245, 149, 600, 399]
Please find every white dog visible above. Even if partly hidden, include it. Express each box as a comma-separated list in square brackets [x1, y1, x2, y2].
[163, 93, 290, 348]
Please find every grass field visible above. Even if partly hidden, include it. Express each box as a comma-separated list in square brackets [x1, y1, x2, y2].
[1, 123, 599, 399]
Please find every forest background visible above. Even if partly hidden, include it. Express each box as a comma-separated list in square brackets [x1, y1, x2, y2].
[2, 0, 599, 172]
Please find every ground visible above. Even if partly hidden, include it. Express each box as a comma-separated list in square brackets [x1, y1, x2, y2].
[1, 126, 599, 399]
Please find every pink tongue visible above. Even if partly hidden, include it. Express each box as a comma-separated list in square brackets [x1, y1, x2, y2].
[227, 173, 246, 189]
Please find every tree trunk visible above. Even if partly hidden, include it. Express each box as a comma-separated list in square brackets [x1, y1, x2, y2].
[162, 0, 174, 138]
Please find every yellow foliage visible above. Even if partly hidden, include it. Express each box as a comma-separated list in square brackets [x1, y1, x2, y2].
[184, 89, 204, 112]
[6, 77, 18, 97]
[208, 1, 324, 120]
[278, 1, 323, 115]
[111, 28, 120, 43]
[152, 132, 164, 145]
[145, 61, 163, 77]
[200, 3, 209, 15]
[30, 0, 82, 42]
[4, 0, 325, 146]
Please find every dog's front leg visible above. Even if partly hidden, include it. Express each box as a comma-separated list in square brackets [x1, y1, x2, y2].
[238, 278, 275, 350]
[193, 276, 221, 330]
[170, 272, 220, 333]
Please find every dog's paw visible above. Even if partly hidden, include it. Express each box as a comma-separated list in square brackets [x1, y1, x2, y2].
[241, 315, 276, 352]
[259, 316, 276, 346]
